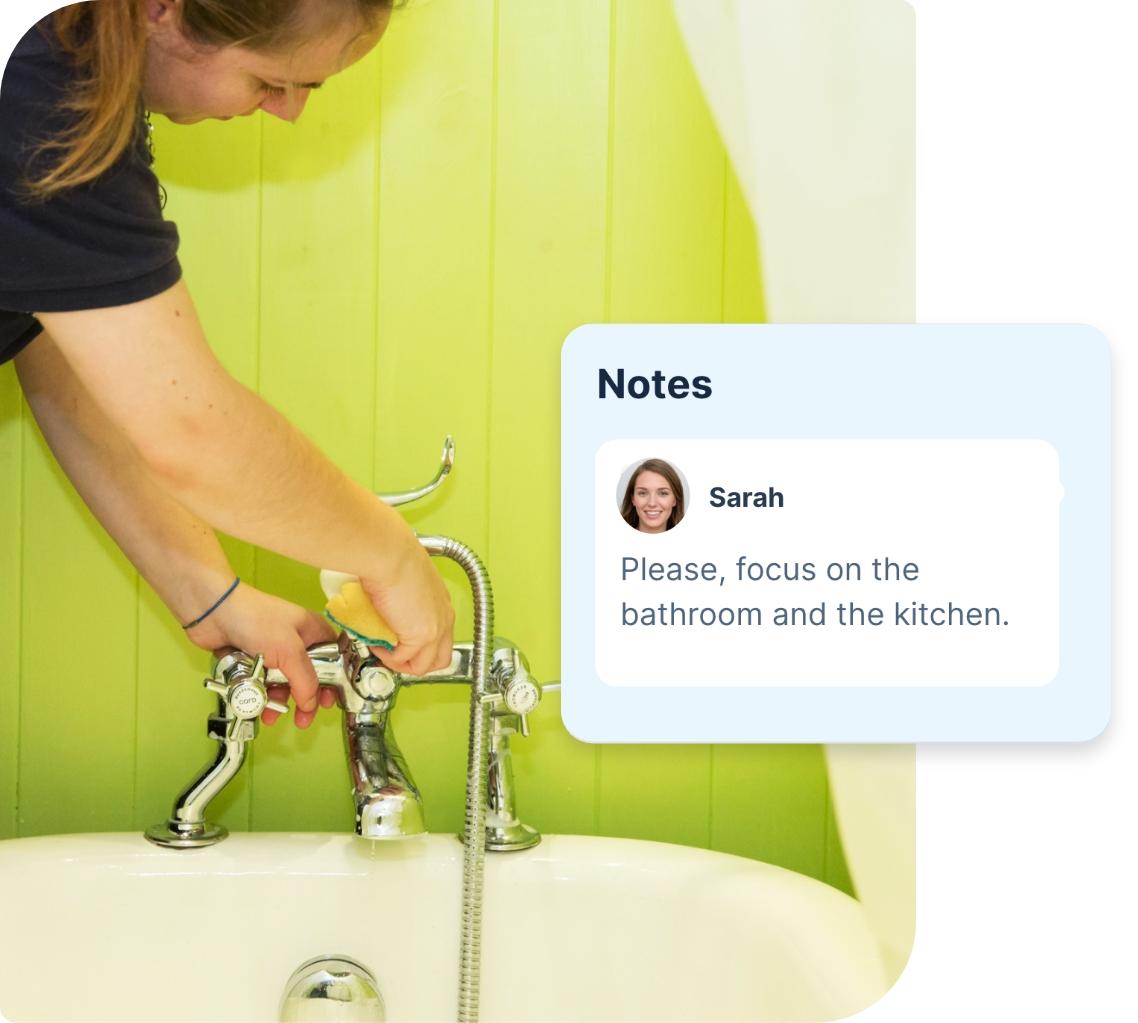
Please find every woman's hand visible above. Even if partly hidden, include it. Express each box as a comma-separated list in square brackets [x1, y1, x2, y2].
[184, 583, 337, 729]
[360, 536, 455, 677]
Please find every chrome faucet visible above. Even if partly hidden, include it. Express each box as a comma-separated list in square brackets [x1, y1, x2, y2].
[277, 631, 429, 841]
[145, 438, 549, 852]
[145, 621, 546, 849]
[272, 632, 544, 844]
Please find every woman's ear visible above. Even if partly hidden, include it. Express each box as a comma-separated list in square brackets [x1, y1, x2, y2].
[145, 0, 182, 29]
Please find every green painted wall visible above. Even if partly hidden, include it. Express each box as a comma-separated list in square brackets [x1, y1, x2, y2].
[0, 1, 852, 894]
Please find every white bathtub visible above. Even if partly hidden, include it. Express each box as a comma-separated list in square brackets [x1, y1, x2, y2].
[0, 833, 888, 1022]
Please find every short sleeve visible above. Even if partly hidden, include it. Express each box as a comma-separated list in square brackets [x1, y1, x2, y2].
[0, 22, 182, 320]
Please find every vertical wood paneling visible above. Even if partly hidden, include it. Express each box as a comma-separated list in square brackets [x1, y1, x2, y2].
[153, 119, 264, 385]
[250, 51, 386, 831]
[2, 2, 888, 897]
[716, 144, 839, 885]
[596, 0, 728, 848]
[489, 0, 611, 836]
[710, 745, 831, 881]
[18, 426, 136, 835]
[0, 367, 21, 838]
[596, 744, 712, 848]
[373, 2, 495, 834]
[137, 118, 265, 833]
[607, 1, 726, 322]
[258, 66, 381, 478]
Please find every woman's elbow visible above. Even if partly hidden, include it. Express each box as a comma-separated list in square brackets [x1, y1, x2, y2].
[130, 410, 217, 493]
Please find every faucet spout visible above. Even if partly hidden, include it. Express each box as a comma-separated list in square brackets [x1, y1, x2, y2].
[267, 628, 544, 848]
[345, 707, 425, 838]
[267, 633, 426, 840]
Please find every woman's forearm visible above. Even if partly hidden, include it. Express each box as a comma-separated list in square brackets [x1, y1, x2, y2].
[37, 282, 454, 676]
[37, 282, 418, 584]
[15, 331, 238, 625]
[17, 331, 345, 723]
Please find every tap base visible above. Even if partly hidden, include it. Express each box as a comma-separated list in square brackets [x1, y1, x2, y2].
[472, 822, 541, 852]
[144, 820, 228, 849]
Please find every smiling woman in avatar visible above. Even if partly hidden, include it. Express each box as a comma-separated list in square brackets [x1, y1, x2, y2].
[620, 459, 686, 533]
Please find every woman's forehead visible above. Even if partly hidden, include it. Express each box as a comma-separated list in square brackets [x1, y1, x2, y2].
[238, 14, 385, 83]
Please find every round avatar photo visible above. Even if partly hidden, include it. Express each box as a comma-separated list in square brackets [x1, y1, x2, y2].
[617, 458, 687, 534]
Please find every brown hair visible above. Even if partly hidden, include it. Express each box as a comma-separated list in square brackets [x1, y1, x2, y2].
[620, 459, 685, 532]
[29, 0, 393, 198]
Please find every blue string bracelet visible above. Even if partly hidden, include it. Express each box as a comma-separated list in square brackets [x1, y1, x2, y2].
[182, 577, 241, 630]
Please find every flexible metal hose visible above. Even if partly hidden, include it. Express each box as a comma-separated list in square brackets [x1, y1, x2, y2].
[419, 535, 493, 1023]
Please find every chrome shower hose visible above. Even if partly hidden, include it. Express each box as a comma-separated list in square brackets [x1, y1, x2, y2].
[419, 535, 493, 1023]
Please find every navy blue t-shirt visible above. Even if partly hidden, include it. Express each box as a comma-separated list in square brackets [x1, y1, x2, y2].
[0, 18, 181, 363]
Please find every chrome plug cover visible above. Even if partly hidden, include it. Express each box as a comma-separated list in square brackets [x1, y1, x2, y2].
[280, 956, 385, 1022]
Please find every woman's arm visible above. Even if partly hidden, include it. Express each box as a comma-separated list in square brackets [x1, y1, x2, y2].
[36, 281, 454, 676]
[15, 330, 339, 726]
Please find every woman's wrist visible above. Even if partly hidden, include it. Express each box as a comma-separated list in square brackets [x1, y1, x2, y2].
[160, 559, 240, 628]
[181, 576, 240, 629]
[346, 499, 426, 584]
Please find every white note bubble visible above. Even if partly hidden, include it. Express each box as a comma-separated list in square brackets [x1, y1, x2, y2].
[596, 439, 1061, 688]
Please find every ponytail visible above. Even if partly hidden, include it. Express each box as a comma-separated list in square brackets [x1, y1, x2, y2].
[27, 2, 148, 199]
[24, 0, 395, 200]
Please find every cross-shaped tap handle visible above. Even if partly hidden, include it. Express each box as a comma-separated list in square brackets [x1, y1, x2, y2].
[204, 653, 290, 720]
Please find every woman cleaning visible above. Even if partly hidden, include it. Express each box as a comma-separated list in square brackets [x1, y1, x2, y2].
[0, 0, 454, 729]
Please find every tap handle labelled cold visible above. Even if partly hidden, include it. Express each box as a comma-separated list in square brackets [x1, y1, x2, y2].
[205, 653, 289, 740]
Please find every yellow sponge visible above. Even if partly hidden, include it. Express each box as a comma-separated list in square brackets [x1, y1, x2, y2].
[323, 579, 397, 650]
